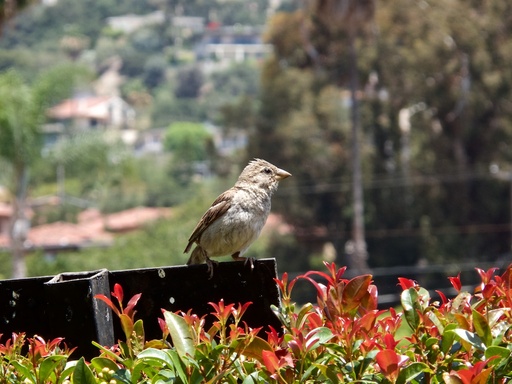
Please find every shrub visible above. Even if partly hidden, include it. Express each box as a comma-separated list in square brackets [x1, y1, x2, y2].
[1, 263, 511, 383]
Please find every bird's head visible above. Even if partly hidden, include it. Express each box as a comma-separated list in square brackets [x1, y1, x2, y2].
[236, 158, 291, 193]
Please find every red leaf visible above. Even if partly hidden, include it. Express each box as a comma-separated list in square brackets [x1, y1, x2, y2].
[112, 283, 124, 303]
[94, 294, 121, 317]
[436, 290, 448, 305]
[262, 350, 279, 374]
[343, 274, 372, 310]
[397, 277, 417, 290]
[359, 284, 378, 311]
[209, 299, 234, 322]
[158, 317, 168, 335]
[383, 333, 398, 350]
[265, 326, 282, 347]
[233, 301, 252, 319]
[357, 310, 378, 334]
[475, 267, 498, 284]
[125, 293, 142, 317]
[376, 349, 399, 380]
[274, 273, 287, 293]
[306, 311, 323, 329]
[481, 282, 497, 300]
[300, 276, 328, 303]
[500, 265, 512, 289]
[448, 273, 462, 292]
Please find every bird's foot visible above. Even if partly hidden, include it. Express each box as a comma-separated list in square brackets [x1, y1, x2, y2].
[206, 257, 218, 279]
[231, 253, 255, 271]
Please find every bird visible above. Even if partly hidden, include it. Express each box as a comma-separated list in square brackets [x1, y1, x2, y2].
[184, 158, 291, 277]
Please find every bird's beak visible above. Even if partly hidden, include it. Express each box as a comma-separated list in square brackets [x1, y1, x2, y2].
[275, 168, 292, 181]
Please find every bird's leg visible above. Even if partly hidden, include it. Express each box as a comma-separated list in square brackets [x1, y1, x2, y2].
[231, 252, 255, 270]
[187, 246, 218, 278]
[187, 245, 207, 265]
[206, 256, 218, 279]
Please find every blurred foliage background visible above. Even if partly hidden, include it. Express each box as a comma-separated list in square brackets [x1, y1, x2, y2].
[0, 0, 511, 279]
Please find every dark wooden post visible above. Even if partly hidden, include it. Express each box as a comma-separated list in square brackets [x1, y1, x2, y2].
[110, 258, 282, 342]
[44, 269, 114, 357]
[0, 259, 281, 358]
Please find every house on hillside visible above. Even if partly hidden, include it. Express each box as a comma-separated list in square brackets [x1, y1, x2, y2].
[45, 95, 137, 146]
[197, 24, 272, 64]
[106, 11, 204, 36]
[47, 95, 135, 131]
[106, 11, 165, 34]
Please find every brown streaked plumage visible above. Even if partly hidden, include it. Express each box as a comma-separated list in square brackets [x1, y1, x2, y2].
[184, 158, 291, 277]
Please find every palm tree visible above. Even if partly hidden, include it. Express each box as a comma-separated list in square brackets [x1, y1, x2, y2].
[0, 67, 81, 278]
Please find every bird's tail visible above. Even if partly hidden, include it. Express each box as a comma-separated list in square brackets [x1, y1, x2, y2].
[186, 245, 207, 265]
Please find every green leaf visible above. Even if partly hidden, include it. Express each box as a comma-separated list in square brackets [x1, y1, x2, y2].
[486, 309, 506, 328]
[305, 327, 334, 352]
[153, 369, 178, 382]
[452, 292, 471, 313]
[396, 362, 429, 384]
[440, 326, 458, 354]
[472, 309, 492, 346]
[131, 360, 151, 383]
[59, 361, 79, 384]
[119, 313, 134, 341]
[90, 356, 120, 373]
[165, 349, 192, 382]
[112, 368, 132, 384]
[296, 303, 314, 329]
[426, 310, 444, 334]
[92, 341, 124, 363]
[242, 371, 265, 384]
[164, 310, 195, 359]
[10, 361, 36, 383]
[452, 329, 486, 351]
[440, 374, 464, 384]
[236, 336, 272, 363]
[134, 319, 145, 337]
[324, 364, 341, 383]
[485, 345, 511, 364]
[72, 357, 96, 384]
[492, 322, 512, 346]
[39, 355, 68, 382]
[401, 288, 420, 330]
[425, 337, 439, 349]
[138, 347, 173, 366]
[416, 287, 430, 310]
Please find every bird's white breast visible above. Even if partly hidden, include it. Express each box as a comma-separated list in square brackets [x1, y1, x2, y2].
[199, 188, 271, 257]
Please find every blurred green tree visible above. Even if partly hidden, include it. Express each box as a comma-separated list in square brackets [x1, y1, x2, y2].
[0, 66, 82, 277]
[164, 121, 215, 187]
[253, 0, 512, 268]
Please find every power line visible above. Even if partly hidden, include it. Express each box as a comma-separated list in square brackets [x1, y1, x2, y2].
[278, 169, 502, 195]
[366, 222, 511, 239]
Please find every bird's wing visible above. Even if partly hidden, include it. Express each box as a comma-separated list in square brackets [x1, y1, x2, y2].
[184, 190, 233, 253]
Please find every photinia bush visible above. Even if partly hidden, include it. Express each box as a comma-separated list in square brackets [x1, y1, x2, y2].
[0, 262, 511, 383]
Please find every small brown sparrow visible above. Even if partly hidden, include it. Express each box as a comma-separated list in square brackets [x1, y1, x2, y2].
[184, 158, 291, 276]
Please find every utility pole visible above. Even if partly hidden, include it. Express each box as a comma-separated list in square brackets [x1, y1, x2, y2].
[490, 164, 512, 253]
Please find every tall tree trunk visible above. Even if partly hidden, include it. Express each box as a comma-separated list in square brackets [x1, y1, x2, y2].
[10, 167, 29, 279]
[348, 33, 369, 273]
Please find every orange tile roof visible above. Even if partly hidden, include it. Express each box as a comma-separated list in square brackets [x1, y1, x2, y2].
[47, 96, 112, 120]
[103, 207, 171, 232]
[0, 206, 172, 251]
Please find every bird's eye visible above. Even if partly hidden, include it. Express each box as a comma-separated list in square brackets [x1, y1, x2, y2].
[262, 167, 272, 174]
